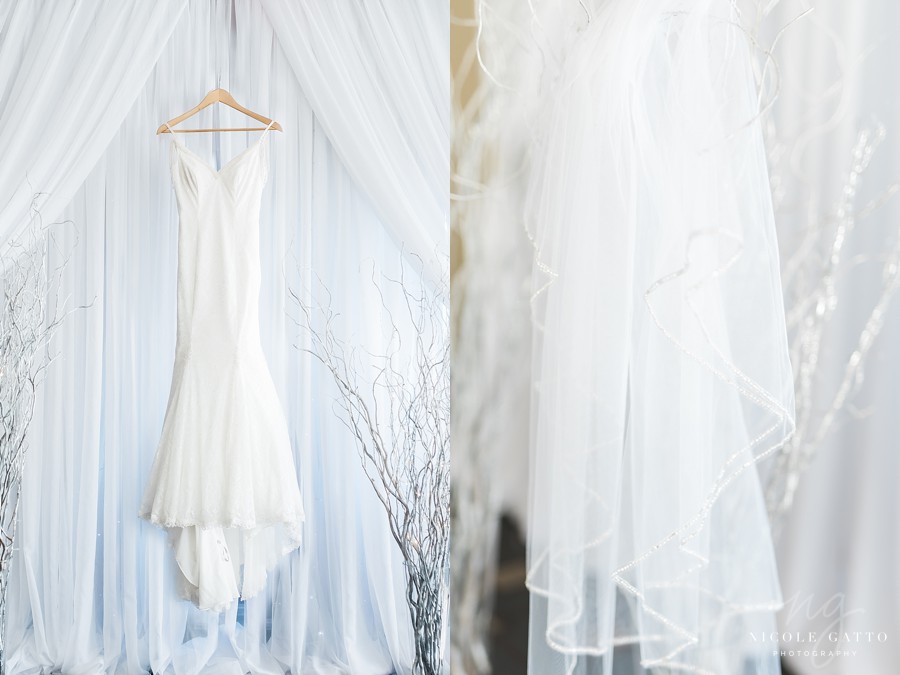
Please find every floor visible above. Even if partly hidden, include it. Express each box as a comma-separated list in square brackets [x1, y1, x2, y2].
[487, 517, 530, 673]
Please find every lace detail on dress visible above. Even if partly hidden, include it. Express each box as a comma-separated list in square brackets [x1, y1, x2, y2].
[138, 507, 305, 533]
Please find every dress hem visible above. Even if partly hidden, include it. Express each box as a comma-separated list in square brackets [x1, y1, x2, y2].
[137, 509, 305, 533]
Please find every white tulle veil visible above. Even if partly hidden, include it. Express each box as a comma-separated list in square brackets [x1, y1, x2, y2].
[522, 1, 796, 672]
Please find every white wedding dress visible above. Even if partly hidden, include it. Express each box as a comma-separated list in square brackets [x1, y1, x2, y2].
[139, 121, 305, 612]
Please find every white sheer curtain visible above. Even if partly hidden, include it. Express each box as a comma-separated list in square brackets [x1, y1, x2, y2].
[0, 0, 188, 251]
[259, 0, 449, 285]
[521, 1, 795, 673]
[5, 1, 447, 673]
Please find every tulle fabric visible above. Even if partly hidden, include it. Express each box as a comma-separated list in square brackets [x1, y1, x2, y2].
[524, 1, 796, 673]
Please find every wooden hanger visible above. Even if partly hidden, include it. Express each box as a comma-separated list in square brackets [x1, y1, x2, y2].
[156, 88, 282, 135]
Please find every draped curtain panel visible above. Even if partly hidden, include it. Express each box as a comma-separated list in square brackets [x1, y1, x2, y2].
[0, 0, 189, 252]
[4, 1, 448, 673]
[260, 0, 449, 285]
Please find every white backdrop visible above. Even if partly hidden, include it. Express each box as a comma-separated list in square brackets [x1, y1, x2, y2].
[4, 1, 448, 673]
[762, 1, 900, 673]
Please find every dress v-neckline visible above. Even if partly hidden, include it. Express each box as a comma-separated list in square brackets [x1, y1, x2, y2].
[171, 139, 264, 178]
[165, 120, 274, 179]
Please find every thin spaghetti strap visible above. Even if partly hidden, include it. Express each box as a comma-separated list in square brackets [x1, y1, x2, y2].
[164, 122, 184, 148]
[258, 120, 275, 146]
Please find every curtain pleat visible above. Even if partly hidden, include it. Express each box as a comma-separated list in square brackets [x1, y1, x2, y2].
[258, 0, 450, 285]
[0, 0, 189, 252]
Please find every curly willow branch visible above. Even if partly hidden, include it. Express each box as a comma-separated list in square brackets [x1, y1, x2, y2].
[289, 258, 450, 675]
[0, 198, 75, 674]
